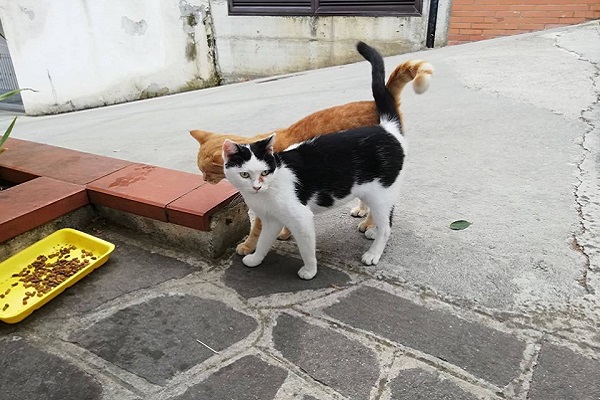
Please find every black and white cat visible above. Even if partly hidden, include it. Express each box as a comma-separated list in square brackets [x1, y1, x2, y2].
[223, 42, 407, 280]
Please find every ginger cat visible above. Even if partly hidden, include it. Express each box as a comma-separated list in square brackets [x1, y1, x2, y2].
[191, 59, 433, 255]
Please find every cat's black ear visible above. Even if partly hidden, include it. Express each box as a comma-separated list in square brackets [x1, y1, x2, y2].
[222, 139, 240, 161]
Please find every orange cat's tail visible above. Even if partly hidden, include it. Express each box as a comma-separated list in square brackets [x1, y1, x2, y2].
[386, 60, 434, 99]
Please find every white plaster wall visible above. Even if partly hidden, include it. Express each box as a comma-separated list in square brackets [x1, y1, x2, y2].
[209, 0, 450, 81]
[0, 0, 450, 114]
[0, 0, 217, 115]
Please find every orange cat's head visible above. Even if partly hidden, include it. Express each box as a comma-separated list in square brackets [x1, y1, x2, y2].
[190, 129, 272, 184]
[190, 129, 230, 184]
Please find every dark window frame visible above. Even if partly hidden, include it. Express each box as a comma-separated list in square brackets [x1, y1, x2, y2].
[228, 0, 423, 17]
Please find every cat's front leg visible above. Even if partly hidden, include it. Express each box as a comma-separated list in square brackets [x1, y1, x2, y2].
[287, 216, 318, 280]
[242, 218, 283, 268]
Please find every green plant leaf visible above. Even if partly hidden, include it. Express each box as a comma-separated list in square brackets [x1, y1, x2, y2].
[0, 116, 17, 149]
[0, 88, 37, 102]
[449, 220, 472, 230]
[0, 88, 37, 154]
[0, 89, 23, 102]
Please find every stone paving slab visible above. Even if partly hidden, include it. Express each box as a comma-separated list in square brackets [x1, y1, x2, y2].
[69, 294, 257, 386]
[171, 355, 288, 400]
[224, 253, 351, 299]
[323, 286, 526, 387]
[528, 342, 600, 400]
[0, 337, 103, 400]
[272, 313, 380, 399]
[389, 368, 480, 400]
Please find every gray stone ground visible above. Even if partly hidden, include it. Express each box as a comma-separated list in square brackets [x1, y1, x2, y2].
[1, 22, 600, 399]
[1, 221, 599, 399]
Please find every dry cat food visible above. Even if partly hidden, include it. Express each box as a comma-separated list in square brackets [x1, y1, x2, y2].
[10, 245, 96, 302]
[0, 229, 115, 323]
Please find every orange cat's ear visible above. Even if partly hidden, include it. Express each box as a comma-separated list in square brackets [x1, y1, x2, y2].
[190, 129, 214, 144]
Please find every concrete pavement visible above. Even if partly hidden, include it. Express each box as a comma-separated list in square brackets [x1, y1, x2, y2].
[1, 21, 599, 399]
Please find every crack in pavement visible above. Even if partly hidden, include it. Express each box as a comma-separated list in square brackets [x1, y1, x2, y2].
[553, 27, 600, 295]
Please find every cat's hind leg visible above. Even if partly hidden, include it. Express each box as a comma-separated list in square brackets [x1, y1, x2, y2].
[350, 199, 369, 217]
[278, 226, 292, 240]
[364, 205, 395, 240]
[352, 199, 376, 236]
[358, 213, 376, 235]
[242, 218, 283, 268]
[358, 198, 394, 266]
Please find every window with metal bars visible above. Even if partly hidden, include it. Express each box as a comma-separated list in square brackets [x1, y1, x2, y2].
[228, 0, 422, 17]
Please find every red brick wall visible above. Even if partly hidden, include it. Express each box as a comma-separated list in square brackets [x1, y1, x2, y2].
[448, 0, 600, 45]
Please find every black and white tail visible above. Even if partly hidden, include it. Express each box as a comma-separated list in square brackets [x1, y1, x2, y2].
[356, 41, 403, 138]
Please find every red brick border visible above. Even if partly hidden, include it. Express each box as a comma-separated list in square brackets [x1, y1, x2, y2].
[0, 138, 238, 243]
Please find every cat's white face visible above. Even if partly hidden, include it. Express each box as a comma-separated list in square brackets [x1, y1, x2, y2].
[225, 157, 274, 194]
[222, 135, 277, 195]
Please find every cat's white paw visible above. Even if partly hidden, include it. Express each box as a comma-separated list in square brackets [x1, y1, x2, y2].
[297, 265, 317, 280]
[365, 228, 377, 240]
[350, 206, 368, 218]
[361, 251, 381, 265]
[242, 254, 263, 268]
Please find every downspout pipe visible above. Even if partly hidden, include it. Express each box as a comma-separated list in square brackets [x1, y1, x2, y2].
[426, 0, 439, 48]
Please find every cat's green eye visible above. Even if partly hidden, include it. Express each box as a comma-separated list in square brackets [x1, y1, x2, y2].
[239, 172, 250, 178]
[260, 170, 270, 176]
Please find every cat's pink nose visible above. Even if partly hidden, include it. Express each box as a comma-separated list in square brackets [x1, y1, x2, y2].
[252, 186, 261, 192]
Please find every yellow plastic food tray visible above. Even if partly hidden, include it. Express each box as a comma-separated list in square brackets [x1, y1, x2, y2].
[0, 228, 115, 324]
